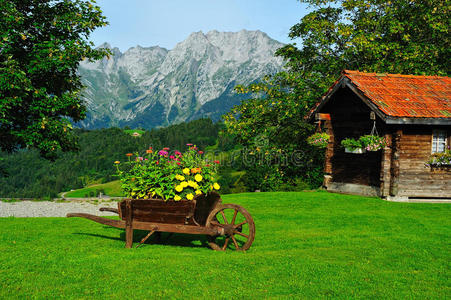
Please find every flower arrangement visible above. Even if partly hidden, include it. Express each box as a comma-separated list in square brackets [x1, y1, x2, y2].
[426, 149, 451, 168]
[115, 145, 220, 201]
[307, 132, 330, 148]
[340, 138, 363, 151]
[359, 135, 387, 151]
[341, 135, 387, 152]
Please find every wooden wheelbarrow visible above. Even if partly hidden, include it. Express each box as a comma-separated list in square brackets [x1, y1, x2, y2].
[67, 192, 255, 251]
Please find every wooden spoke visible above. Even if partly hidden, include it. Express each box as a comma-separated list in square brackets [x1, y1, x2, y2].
[234, 221, 247, 228]
[220, 210, 228, 224]
[206, 204, 255, 251]
[222, 237, 230, 250]
[210, 220, 226, 227]
[231, 236, 239, 250]
[231, 209, 238, 225]
[234, 231, 249, 239]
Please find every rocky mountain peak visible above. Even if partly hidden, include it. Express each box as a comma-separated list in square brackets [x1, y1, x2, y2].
[78, 30, 284, 129]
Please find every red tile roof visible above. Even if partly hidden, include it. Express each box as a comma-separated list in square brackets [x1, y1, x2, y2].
[342, 70, 451, 118]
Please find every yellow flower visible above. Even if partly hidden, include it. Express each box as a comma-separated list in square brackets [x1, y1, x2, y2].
[174, 195, 181, 201]
[195, 190, 202, 195]
[187, 180, 196, 187]
[213, 183, 220, 190]
[175, 174, 185, 181]
[183, 168, 190, 175]
[181, 181, 188, 188]
[114, 161, 120, 164]
[194, 174, 203, 182]
[175, 185, 183, 192]
[193, 183, 199, 189]
[186, 193, 194, 200]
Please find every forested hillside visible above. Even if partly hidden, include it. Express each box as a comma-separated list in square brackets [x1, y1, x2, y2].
[0, 119, 222, 198]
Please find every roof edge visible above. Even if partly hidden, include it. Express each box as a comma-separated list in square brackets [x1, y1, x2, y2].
[385, 117, 451, 125]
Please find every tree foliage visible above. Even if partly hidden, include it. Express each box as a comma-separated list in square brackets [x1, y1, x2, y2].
[0, 0, 110, 159]
[224, 0, 450, 190]
[0, 118, 222, 198]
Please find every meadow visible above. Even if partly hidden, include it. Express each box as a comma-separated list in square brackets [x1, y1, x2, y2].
[0, 191, 449, 299]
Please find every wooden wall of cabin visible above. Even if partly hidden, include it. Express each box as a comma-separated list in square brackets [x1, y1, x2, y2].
[395, 126, 451, 198]
[321, 87, 385, 188]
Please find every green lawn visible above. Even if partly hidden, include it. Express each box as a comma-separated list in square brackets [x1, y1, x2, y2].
[63, 180, 124, 198]
[0, 192, 449, 299]
[123, 129, 145, 136]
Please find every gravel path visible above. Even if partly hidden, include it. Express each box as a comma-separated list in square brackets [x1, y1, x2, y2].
[0, 200, 119, 217]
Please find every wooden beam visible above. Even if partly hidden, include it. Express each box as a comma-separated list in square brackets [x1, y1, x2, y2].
[66, 213, 125, 229]
[389, 129, 402, 196]
[315, 113, 331, 121]
[125, 199, 133, 248]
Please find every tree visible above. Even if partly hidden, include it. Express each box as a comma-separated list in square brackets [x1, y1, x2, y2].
[0, 0, 110, 159]
[224, 0, 450, 189]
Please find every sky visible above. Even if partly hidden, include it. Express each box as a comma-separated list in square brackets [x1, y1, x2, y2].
[90, 0, 309, 52]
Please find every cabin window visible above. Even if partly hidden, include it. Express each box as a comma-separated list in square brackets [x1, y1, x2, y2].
[432, 130, 447, 153]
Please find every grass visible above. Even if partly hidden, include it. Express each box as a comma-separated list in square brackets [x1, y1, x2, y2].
[64, 180, 124, 198]
[123, 129, 145, 136]
[0, 191, 449, 299]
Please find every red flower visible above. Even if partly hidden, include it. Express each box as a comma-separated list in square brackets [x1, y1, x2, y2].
[198, 151, 204, 154]
[186, 143, 193, 146]
[156, 161, 159, 165]
[176, 162, 181, 165]
[126, 153, 133, 157]
[163, 147, 170, 151]
[214, 160, 220, 164]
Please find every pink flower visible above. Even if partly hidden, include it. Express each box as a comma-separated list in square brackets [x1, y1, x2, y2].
[158, 150, 168, 156]
[163, 147, 170, 151]
[175, 150, 182, 156]
[176, 162, 181, 165]
[186, 143, 193, 146]
[169, 155, 176, 160]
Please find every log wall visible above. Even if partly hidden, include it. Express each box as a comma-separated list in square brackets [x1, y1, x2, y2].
[396, 126, 451, 198]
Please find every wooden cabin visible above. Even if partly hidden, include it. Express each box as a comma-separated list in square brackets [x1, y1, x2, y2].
[310, 70, 451, 201]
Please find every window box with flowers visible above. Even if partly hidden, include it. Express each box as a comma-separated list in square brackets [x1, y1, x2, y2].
[426, 149, 451, 172]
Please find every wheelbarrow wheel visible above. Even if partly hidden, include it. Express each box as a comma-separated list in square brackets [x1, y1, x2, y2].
[206, 204, 255, 251]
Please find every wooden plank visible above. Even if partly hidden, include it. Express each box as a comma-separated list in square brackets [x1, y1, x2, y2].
[131, 221, 222, 236]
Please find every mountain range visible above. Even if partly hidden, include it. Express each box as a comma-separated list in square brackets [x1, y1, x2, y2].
[78, 30, 285, 129]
